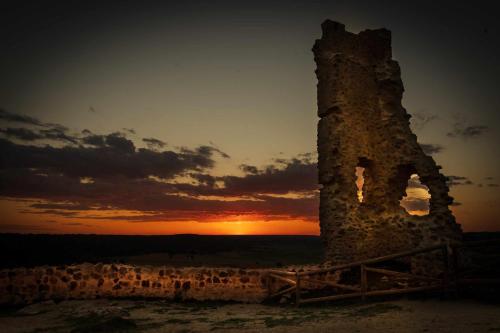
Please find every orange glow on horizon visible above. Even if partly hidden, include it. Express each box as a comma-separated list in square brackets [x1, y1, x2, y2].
[0, 198, 320, 235]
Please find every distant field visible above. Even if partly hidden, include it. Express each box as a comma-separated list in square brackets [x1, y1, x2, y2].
[0, 232, 498, 269]
[0, 234, 323, 268]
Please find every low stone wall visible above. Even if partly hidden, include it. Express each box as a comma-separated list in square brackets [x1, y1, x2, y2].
[0, 263, 269, 305]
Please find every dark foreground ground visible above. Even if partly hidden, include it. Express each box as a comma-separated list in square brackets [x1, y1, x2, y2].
[1, 232, 499, 269]
[1, 298, 500, 333]
[1, 233, 499, 332]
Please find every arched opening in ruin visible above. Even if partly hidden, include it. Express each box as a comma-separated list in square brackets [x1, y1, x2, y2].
[400, 174, 431, 216]
[355, 157, 371, 203]
[355, 167, 365, 202]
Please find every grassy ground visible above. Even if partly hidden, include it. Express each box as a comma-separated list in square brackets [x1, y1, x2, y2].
[1, 298, 500, 333]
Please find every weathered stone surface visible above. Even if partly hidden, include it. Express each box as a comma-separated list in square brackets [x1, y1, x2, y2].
[0, 264, 270, 305]
[313, 20, 462, 274]
[0, 263, 337, 305]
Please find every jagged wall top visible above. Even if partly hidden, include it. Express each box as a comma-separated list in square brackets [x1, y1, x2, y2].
[314, 20, 392, 64]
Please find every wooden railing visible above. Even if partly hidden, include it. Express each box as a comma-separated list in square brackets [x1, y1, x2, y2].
[267, 239, 500, 306]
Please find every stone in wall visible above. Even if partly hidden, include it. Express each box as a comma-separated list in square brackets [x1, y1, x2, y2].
[313, 20, 462, 274]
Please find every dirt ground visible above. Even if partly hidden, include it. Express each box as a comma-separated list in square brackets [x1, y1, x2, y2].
[1, 298, 500, 333]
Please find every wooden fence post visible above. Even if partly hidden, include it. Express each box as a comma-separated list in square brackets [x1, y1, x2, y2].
[442, 243, 450, 296]
[266, 272, 271, 298]
[361, 264, 367, 301]
[295, 272, 301, 307]
[444, 240, 457, 297]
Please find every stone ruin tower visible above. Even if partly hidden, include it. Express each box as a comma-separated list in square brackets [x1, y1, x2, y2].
[314, 21, 462, 273]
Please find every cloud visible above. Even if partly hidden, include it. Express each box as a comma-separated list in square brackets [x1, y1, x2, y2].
[206, 157, 318, 196]
[0, 109, 67, 131]
[102, 132, 135, 153]
[446, 175, 474, 187]
[406, 177, 430, 190]
[240, 164, 259, 175]
[0, 109, 43, 126]
[447, 122, 488, 139]
[39, 127, 78, 144]
[0, 126, 78, 144]
[0, 223, 54, 232]
[4, 171, 319, 223]
[410, 111, 438, 130]
[30, 202, 95, 211]
[0, 149, 318, 223]
[0, 109, 78, 144]
[82, 134, 106, 146]
[142, 137, 166, 149]
[0, 138, 221, 180]
[400, 197, 429, 212]
[0, 111, 318, 223]
[231, 158, 317, 194]
[122, 128, 135, 134]
[419, 143, 444, 155]
[64, 222, 92, 227]
[82, 132, 135, 152]
[0, 127, 43, 141]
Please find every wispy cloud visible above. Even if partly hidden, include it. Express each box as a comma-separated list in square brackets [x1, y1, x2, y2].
[410, 111, 438, 130]
[420, 143, 444, 155]
[446, 116, 488, 139]
[142, 137, 166, 149]
[446, 175, 474, 187]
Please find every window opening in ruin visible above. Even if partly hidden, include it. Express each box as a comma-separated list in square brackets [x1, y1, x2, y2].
[400, 174, 430, 216]
[355, 166, 365, 202]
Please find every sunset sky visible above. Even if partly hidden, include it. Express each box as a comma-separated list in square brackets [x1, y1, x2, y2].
[1, 1, 499, 234]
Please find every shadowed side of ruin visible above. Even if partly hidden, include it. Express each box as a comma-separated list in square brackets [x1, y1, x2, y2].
[314, 20, 462, 274]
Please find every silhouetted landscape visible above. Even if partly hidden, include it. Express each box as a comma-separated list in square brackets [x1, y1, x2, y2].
[0, 234, 324, 269]
[2, 233, 499, 269]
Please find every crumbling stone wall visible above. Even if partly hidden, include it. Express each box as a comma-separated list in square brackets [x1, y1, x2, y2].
[0, 263, 342, 305]
[314, 20, 462, 274]
[0, 264, 268, 305]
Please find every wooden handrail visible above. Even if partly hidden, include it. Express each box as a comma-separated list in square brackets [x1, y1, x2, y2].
[267, 269, 296, 276]
[269, 285, 297, 298]
[298, 243, 446, 276]
[268, 239, 500, 306]
[269, 273, 297, 285]
[301, 277, 361, 292]
[298, 285, 441, 305]
[364, 267, 441, 282]
[266, 240, 480, 279]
